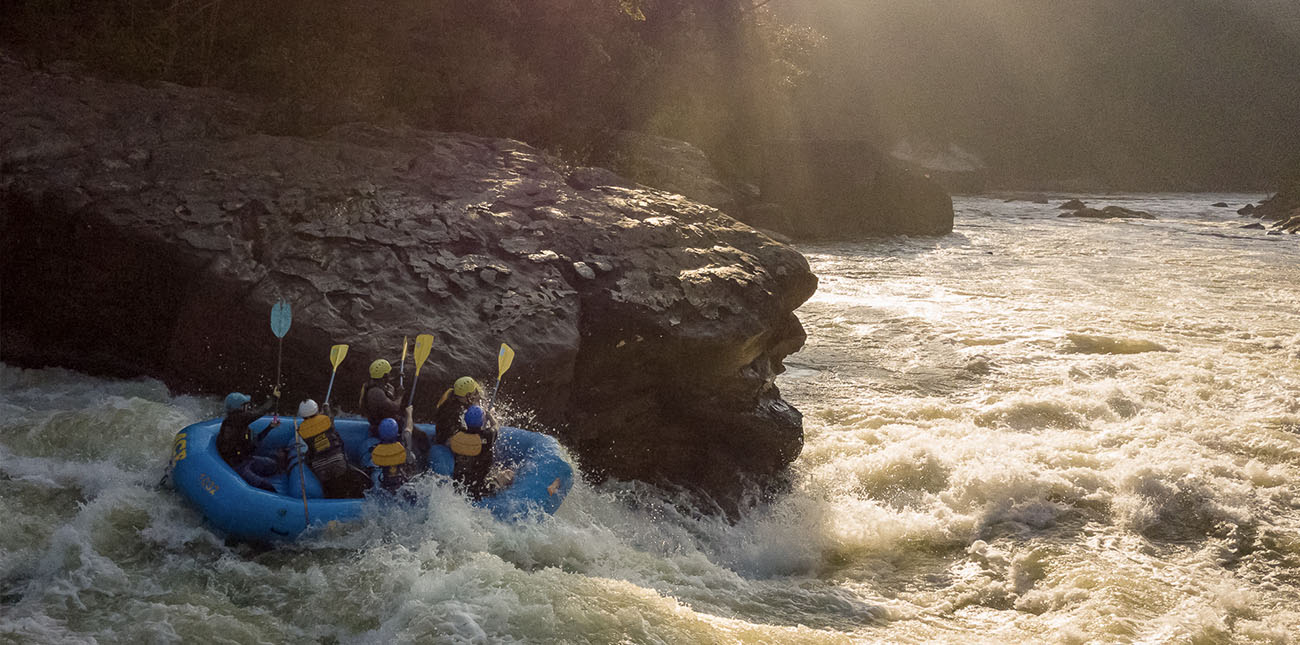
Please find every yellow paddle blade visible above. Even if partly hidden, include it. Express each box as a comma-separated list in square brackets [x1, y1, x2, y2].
[400, 336, 409, 363]
[413, 334, 435, 375]
[329, 344, 349, 370]
[497, 343, 515, 378]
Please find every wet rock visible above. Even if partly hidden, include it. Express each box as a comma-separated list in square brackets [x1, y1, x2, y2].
[1241, 222, 1266, 230]
[1058, 206, 1155, 220]
[1237, 204, 1256, 215]
[1058, 199, 1087, 210]
[1211, 202, 1230, 208]
[597, 131, 736, 210]
[0, 58, 818, 506]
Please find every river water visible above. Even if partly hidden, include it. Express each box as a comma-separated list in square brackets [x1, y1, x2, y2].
[3, 195, 1299, 643]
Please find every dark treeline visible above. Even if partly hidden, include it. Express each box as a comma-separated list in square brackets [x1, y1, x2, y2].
[1, 0, 815, 184]
[4, 1, 1298, 191]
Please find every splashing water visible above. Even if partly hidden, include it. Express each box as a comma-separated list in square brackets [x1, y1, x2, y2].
[3, 194, 1300, 643]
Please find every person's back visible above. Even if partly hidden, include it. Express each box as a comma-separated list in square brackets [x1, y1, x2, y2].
[449, 405, 498, 500]
[217, 390, 281, 491]
[434, 376, 493, 445]
[360, 359, 403, 434]
[369, 417, 416, 494]
[295, 399, 369, 498]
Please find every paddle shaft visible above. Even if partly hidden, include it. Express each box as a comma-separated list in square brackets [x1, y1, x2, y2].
[408, 371, 421, 407]
[324, 371, 339, 406]
[274, 338, 284, 415]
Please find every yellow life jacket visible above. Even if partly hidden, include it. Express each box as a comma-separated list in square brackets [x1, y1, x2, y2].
[371, 442, 407, 467]
[298, 415, 332, 439]
[449, 431, 484, 457]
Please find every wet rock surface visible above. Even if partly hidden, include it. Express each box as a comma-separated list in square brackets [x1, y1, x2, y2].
[1058, 205, 1156, 220]
[1245, 178, 1300, 235]
[0, 59, 818, 504]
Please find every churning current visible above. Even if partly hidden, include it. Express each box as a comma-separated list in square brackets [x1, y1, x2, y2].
[3, 195, 1299, 643]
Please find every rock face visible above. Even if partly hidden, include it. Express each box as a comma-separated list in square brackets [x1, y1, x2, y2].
[758, 139, 954, 238]
[1058, 205, 1156, 220]
[0, 59, 818, 504]
[599, 131, 737, 211]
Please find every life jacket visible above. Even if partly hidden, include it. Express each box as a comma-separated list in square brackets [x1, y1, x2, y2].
[371, 441, 412, 491]
[449, 430, 485, 457]
[449, 428, 495, 500]
[216, 419, 254, 464]
[298, 415, 348, 481]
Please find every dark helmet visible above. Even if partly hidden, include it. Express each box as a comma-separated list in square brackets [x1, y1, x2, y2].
[378, 417, 400, 442]
[464, 405, 486, 429]
[224, 392, 251, 412]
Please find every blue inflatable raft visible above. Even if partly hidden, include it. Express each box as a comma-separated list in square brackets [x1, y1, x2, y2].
[168, 416, 573, 541]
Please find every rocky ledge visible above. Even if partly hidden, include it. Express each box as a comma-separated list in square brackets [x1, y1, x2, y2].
[1242, 176, 1300, 234]
[0, 58, 818, 506]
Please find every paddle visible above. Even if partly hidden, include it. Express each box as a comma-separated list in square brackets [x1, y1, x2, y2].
[488, 343, 515, 410]
[323, 344, 349, 407]
[399, 336, 409, 388]
[407, 334, 434, 406]
[270, 300, 291, 418]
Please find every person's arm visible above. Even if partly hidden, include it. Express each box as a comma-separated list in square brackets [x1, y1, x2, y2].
[252, 389, 282, 442]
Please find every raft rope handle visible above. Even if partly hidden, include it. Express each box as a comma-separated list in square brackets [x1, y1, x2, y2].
[293, 418, 310, 527]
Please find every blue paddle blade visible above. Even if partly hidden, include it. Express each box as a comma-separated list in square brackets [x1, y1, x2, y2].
[270, 300, 292, 338]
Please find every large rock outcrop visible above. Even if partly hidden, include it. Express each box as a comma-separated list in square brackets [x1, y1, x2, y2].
[1245, 174, 1300, 234]
[0, 58, 817, 504]
[752, 139, 954, 238]
[598, 131, 738, 211]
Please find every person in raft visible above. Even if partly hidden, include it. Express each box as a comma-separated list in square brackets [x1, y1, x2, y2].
[359, 359, 404, 438]
[369, 413, 418, 496]
[449, 405, 513, 500]
[433, 376, 495, 446]
[216, 389, 282, 491]
[295, 399, 370, 498]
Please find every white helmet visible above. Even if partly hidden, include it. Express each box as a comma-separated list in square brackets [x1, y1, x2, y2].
[298, 399, 319, 418]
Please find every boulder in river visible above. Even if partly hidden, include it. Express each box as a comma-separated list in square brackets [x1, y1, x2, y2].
[1212, 202, 1230, 208]
[597, 131, 737, 211]
[1058, 199, 1087, 210]
[0, 57, 818, 507]
[1058, 205, 1156, 220]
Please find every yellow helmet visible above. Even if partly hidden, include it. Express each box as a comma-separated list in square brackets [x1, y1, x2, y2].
[369, 359, 392, 379]
[453, 376, 479, 397]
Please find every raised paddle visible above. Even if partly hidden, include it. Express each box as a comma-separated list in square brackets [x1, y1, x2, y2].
[399, 336, 409, 388]
[488, 343, 515, 410]
[270, 300, 292, 418]
[407, 334, 434, 406]
[323, 344, 349, 406]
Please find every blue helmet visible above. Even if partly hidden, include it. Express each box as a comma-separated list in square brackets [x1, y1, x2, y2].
[464, 405, 486, 429]
[378, 417, 400, 442]
[224, 392, 251, 412]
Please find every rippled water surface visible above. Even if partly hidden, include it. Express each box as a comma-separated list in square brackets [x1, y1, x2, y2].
[4, 195, 1300, 643]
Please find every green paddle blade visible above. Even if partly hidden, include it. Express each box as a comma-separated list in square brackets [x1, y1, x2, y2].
[329, 344, 349, 370]
[413, 334, 434, 375]
[270, 300, 292, 338]
[497, 343, 515, 378]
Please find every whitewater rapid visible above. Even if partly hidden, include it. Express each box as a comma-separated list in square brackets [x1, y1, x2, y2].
[3, 194, 1299, 643]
